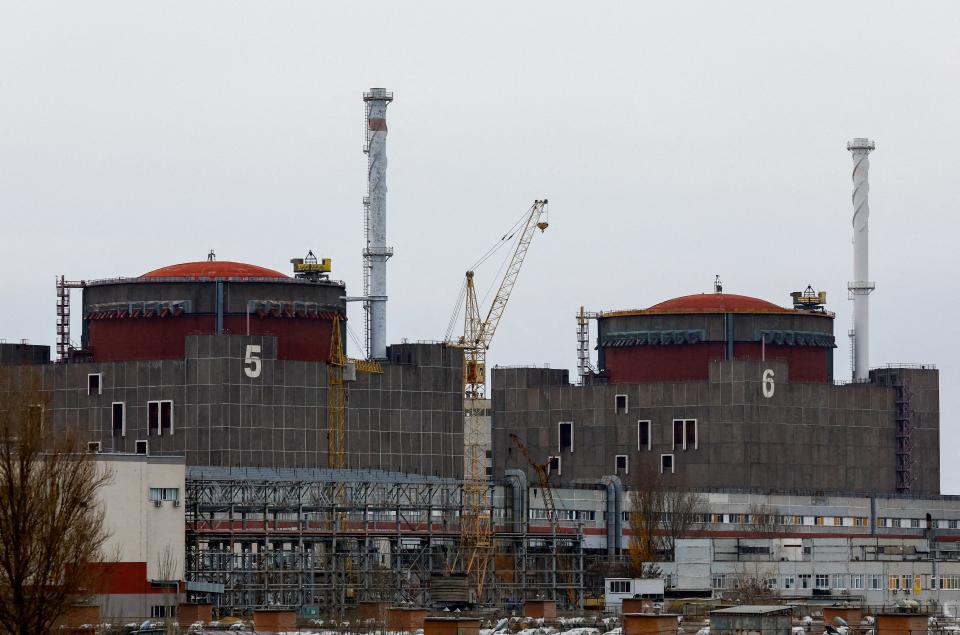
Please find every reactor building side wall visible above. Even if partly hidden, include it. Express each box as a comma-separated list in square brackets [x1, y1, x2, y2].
[7, 335, 463, 477]
[492, 359, 939, 496]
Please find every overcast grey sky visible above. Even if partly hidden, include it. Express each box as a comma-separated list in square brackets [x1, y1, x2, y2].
[1, 2, 957, 490]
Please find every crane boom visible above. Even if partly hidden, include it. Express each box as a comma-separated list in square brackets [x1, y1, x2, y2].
[509, 433, 576, 607]
[475, 199, 549, 350]
[462, 199, 548, 399]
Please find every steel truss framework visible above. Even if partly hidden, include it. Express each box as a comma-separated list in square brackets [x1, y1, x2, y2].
[185, 474, 590, 614]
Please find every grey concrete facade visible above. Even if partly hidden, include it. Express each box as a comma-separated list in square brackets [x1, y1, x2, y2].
[4, 335, 463, 477]
[492, 359, 939, 496]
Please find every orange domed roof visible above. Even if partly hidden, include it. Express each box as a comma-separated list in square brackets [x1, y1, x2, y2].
[141, 261, 287, 279]
[603, 292, 798, 317]
[646, 293, 785, 313]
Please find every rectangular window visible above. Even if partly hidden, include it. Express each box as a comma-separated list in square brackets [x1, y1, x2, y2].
[888, 575, 899, 590]
[87, 441, 101, 453]
[815, 574, 829, 589]
[148, 400, 174, 435]
[135, 439, 148, 455]
[951, 520, 958, 529]
[615, 455, 628, 475]
[799, 574, 811, 589]
[609, 579, 631, 594]
[832, 574, 847, 589]
[910, 518, 921, 528]
[869, 574, 883, 590]
[87, 373, 102, 396]
[161, 401, 173, 434]
[615, 394, 628, 414]
[685, 419, 697, 450]
[660, 454, 674, 474]
[783, 576, 795, 590]
[891, 518, 902, 528]
[638, 420, 651, 451]
[854, 517, 868, 527]
[112, 402, 126, 437]
[149, 487, 180, 502]
[833, 516, 843, 526]
[851, 574, 863, 590]
[673, 419, 697, 450]
[558, 422, 573, 453]
[150, 606, 176, 618]
[148, 401, 159, 435]
[815, 516, 825, 526]
[548, 456, 561, 476]
[712, 574, 726, 590]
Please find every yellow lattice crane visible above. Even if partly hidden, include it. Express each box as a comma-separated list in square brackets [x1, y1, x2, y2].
[445, 199, 549, 601]
[509, 433, 576, 608]
[327, 312, 382, 470]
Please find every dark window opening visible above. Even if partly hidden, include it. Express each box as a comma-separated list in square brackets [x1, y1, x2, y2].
[112, 403, 125, 437]
[673, 420, 683, 449]
[616, 455, 628, 474]
[161, 401, 173, 434]
[638, 420, 650, 450]
[87, 441, 101, 453]
[661, 454, 674, 474]
[685, 419, 697, 450]
[148, 402, 160, 435]
[485, 449, 492, 459]
[548, 456, 561, 475]
[615, 394, 628, 413]
[485, 466, 493, 476]
[559, 422, 573, 452]
[135, 440, 148, 455]
[87, 374, 101, 396]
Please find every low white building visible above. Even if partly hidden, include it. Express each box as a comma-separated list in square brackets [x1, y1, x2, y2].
[92, 453, 186, 621]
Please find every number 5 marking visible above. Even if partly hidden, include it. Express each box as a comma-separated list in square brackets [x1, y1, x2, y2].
[244, 344, 262, 378]
[762, 368, 775, 399]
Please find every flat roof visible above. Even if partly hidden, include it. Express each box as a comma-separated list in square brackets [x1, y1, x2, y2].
[711, 606, 793, 615]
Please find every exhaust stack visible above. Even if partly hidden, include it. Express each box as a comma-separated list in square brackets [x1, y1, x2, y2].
[847, 137, 876, 381]
[362, 88, 394, 360]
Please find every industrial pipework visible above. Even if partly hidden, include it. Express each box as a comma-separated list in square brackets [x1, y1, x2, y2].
[847, 137, 876, 381]
[362, 88, 394, 360]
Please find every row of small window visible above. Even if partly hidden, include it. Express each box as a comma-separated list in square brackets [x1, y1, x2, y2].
[528, 508, 597, 522]
[699, 514, 870, 527]
[712, 573, 929, 592]
[878, 517, 929, 529]
[110, 401, 174, 437]
[544, 453, 676, 477]
[557, 420, 698, 454]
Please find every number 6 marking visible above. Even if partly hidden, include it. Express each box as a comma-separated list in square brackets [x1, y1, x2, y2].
[762, 368, 775, 399]
[244, 344, 262, 378]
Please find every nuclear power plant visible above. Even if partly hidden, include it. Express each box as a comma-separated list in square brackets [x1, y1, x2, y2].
[3, 92, 959, 623]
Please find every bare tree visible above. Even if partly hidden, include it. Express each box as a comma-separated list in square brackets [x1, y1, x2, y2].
[157, 544, 180, 633]
[739, 504, 785, 535]
[627, 463, 705, 575]
[0, 368, 112, 635]
[723, 565, 778, 604]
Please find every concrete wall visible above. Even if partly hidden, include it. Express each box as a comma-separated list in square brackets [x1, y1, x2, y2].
[97, 454, 186, 580]
[492, 359, 939, 496]
[6, 335, 463, 477]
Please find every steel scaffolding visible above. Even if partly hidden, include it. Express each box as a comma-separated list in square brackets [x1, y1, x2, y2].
[184, 470, 590, 614]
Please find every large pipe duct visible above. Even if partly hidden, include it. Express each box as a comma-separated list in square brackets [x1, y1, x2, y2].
[363, 88, 394, 360]
[847, 138, 876, 381]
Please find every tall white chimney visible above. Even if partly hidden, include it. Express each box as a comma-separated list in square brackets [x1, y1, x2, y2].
[847, 137, 876, 381]
[363, 88, 393, 360]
